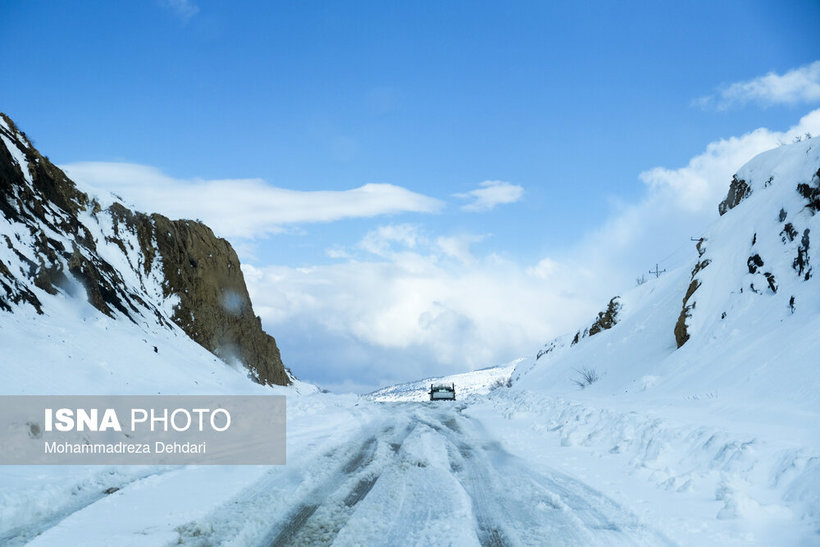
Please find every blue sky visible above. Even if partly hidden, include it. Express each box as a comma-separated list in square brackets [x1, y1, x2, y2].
[2, 1, 820, 392]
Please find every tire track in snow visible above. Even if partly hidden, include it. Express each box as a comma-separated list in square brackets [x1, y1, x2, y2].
[177, 403, 671, 546]
[260, 424, 415, 547]
[173, 417, 414, 546]
[412, 411, 518, 546]
[264, 435, 381, 546]
[424, 408, 674, 546]
[262, 421, 416, 546]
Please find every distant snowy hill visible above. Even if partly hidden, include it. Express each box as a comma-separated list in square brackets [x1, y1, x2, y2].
[367, 360, 521, 402]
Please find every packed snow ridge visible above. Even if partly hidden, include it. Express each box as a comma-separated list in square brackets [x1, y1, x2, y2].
[0, 117, 818, 545]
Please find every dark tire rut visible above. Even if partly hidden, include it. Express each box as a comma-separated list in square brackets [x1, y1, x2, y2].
[263, 423, 414, 547]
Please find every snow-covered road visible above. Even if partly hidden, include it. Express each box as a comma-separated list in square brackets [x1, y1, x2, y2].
[173, 402, 670, 546]
[4, 385, 815, 546]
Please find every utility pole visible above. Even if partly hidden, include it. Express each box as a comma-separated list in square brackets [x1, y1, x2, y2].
[649, 264, 666, 278]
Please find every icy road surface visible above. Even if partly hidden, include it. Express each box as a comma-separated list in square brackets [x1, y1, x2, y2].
[3, 399, 671, 546]
[180, 402, 670, 547]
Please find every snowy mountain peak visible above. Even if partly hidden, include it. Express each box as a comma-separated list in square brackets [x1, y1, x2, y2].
[0, 113, 290, 386]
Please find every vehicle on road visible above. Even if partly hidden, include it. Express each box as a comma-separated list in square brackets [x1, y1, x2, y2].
[429, 383, 456, 401]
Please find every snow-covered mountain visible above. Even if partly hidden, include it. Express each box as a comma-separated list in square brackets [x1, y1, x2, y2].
[516, 137, 819, 404]
[0, 113, 290, 390]
[487, 137, 820, 542]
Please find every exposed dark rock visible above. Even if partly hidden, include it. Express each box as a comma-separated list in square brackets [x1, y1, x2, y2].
[588, 297, 621, 336]
[674, 248, 712, 349]
[67, 243, 134, 320]
[0, 113, 289, 386]
[718, 175, 751, 216]
[125, 211, 288, 385]
[796, 168, 820, 213]
[781, 223, 798, 243]
[764, 272, 777, 293]
[675, 275, 704, 348]
[675, 279, 700, 348]
[0, 256, 43, 313]
[696, 238, 706, 257]
[747, 254, 764, 274]
[779, 208, 787, 222]
[536, 338, 562, 360]
[571, 296, 621, 346]
[571, 328, 590, 346]
[793, 228, 812, 280]
[691, 258, 711, 278]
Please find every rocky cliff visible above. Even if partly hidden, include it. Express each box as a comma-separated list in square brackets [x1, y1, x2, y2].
[0, 113, 289, 386]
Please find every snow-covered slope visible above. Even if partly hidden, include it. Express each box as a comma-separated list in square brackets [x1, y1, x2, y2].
[479, 138, 820, 543]
[516, 137, 820, 409]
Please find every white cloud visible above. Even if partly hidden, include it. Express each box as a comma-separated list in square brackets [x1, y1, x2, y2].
[454, 180, 523, 212]
[325, 246, 352, 259]
[696, 61, 820, 110]
[355, 225, 485, 264]
[638, 128, 787, 212]
[359, 224, 422, 257]
[159, 0, 199, 22]
[61, 162, 443, 239]
[640, 109, 820, 211]
[242, 246, 597, 391]
[435, 234, 485, 264]
[526, 257, 559, 280]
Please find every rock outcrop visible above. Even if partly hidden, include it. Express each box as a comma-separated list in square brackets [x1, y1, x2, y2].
[0, 113, 289, 386]
[571, 296, 621, 346]
[717, 175, 751, 216]
[674, 239, 709, 348]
